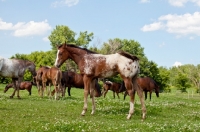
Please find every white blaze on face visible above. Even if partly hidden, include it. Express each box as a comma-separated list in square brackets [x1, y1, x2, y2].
[54, 50, 60, 66]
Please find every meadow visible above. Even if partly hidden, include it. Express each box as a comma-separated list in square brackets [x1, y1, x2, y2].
[0, 84, 200, 132]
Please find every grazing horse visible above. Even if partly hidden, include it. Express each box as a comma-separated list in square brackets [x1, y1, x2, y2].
[54, 43, 146, 120]
[0, 56, 36, 98]
[40, 66, 62, 100]
[123, 77, 160, 100]
[51, 71, 102, 97]
[4, 81, 33, 95]
[102, 81, 125, 99]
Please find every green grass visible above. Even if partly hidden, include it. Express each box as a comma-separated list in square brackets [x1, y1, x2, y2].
[0, 84, 200, 132]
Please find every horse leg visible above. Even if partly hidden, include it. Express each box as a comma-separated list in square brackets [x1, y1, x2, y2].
[81, 76, 92, 116]
[150, 91, 152, 101]
[10, 79, 17, 98]
[116, 92, 120, 99]
[123, 78, 135, 120]
[145, 91, 147, 100]
[68, 86, 71, 96]
[136, 83, 146, 121]
[90, 79, 96, 115]
[103, 90, 108, 98]
[124, 91, 128, 100]
[113, 91, 115, 98]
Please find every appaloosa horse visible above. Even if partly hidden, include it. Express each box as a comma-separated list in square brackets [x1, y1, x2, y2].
[51, 71, 102, 97]
[54, 43, 146, 120]
[4, 81, 33, 95]
[0, 56, 36, 98]
[123, 77, 160, 101]
[102, 80, 125, 99]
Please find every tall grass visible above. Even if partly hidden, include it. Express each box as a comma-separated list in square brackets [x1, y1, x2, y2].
[0, 84, 200, 132]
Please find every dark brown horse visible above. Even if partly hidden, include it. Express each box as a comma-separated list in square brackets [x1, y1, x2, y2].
[35, 66, 62, 100]
[102, 81, 125, 99]
[4, 81, 33, 95]
[0, 57, 36, 98]
[123, 77, 160, 100]
[54, 43, 146, 120]
[51, 71, 102, 97]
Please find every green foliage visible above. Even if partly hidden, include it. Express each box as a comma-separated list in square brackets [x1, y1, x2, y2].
[175, 72, 191, 92]
[48, 25, 94, 51]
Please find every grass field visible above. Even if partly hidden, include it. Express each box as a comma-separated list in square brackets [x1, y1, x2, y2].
[0, 84, 200, 132]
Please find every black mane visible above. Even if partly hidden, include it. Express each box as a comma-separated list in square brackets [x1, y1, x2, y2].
[64, 44, 97, 54]
[117, 50, 139, 61]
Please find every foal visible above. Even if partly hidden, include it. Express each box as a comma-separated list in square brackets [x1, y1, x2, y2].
[4, 81, 33, 95]
[102, 81, 125, 99]
[54, 43, 146, 120]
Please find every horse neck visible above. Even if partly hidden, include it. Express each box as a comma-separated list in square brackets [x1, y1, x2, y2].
[67, 46, 88, 65]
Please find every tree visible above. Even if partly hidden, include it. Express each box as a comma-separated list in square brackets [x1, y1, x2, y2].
[174, 71, 191, 92]
[48, 25, 94, 71]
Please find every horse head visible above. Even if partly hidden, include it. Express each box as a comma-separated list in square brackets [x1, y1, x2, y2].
[26, 61, 37, 76]
[55, 43, 69, 68]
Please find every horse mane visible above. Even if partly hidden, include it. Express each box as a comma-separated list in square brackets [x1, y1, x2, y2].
[60, 43, 97, 54]
[117, 50, 139, 61]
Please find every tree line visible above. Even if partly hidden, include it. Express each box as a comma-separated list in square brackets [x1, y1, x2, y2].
[1, 25, 199, 93]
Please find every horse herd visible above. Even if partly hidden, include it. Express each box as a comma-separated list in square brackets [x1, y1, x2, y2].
[0, 42, 160, 120]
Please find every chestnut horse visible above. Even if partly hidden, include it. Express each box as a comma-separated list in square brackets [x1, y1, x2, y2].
[123, 77, 160, 100]
[51, 71, 102, 97]
[35, 66, 62, 100]
[34, 65, 51, 97]
[0, 56, 36, 98]
[102, 81, 125, 99]
[54, 43, 146, 120]
[4, 81, 33, 95]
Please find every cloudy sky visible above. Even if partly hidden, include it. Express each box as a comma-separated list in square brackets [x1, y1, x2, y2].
[0, 0, 200, 68]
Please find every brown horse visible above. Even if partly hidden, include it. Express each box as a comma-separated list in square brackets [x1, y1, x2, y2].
[102, 81, 125, 99]
[4, 81, 33, 95]
[51, 71, 102, 97]
[41, 66, 62, 100]
[34, 65, 51, 97]
[0, 56, 36, 98]
[54, 43, 146, 120]
[35, 65, 62, 99]
[123, 77, 160, 100]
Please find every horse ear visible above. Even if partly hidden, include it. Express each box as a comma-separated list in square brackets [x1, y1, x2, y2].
[64, 41, 67, 47]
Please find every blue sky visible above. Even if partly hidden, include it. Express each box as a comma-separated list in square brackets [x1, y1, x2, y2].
[0, 0, 200, 68]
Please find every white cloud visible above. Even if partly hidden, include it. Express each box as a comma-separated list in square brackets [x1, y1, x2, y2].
[140, 0, 150, 3]
[141, 12, 200, 37]
[168, 0, 200, 7]
[0, 19, 51, 37]
[52, 0, 79, 7]
[173, 61, 182, 67]
[43, 37, 50, 42]
[141, 22, 164, 31]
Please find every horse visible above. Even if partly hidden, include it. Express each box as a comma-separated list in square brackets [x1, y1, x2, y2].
[51, 71, 102, 97]
[102, 81, 125, 99]
[34, 65, 51, 97]
[123, 77, 160, 101]
[0, 56, 36, 98]
[4, 81, 33, 95]
[40, 66, 62, 100]
[54, 43, 146, 120]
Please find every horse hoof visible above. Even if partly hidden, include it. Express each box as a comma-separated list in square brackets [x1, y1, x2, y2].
[127, 114, 131, 120]
[10, 96, 13, 99]
[17, 96, 21, 99]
